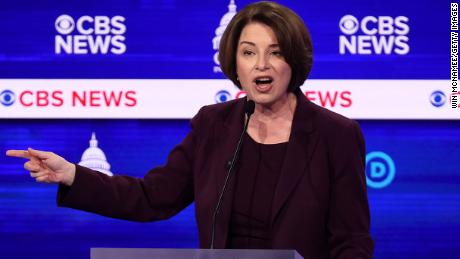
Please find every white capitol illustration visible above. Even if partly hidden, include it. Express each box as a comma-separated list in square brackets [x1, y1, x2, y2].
[79, 132, 113, 176]
[213, 0, 237, 73]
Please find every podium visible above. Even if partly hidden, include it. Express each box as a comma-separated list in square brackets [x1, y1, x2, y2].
[91, 248, 304, 259]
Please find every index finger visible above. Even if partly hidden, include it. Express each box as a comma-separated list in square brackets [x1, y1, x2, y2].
[6, 150, 31, 159]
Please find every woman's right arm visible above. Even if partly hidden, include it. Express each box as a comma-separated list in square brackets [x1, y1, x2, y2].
[6, 108, 206, 222]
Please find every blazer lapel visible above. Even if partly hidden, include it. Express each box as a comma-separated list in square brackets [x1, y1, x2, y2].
[271, 94, 317, 224]
[211, 98, 246, 248]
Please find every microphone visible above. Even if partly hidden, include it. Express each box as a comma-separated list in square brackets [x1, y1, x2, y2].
[210, 99, 255, 249]
[245, 99, 255, 116]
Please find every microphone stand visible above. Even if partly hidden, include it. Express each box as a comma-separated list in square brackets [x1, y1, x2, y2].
[209, 100, 255, 249]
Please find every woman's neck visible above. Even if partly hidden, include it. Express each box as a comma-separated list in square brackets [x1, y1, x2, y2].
[247, 92, 297, 144]
[252, 92, 297, 122]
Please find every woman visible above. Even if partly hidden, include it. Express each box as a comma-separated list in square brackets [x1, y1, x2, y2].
[6, 2, 373, 258]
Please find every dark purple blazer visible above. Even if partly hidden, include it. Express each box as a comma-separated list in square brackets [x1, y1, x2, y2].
[58, 93, 374, 259]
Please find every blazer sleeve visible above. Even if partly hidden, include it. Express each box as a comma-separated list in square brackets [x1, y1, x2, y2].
[327, 120, 374, 259]
[56, 108, 206, 222]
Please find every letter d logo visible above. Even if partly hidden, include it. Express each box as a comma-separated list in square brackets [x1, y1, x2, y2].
[365, 151, 396, 189]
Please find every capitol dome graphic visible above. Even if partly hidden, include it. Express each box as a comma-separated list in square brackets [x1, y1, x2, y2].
[79, 132, 113, 176]
[212, 0, 237, 73]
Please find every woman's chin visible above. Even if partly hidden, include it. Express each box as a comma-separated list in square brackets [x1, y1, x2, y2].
[251, 95, 276, 106]
[248, 92, 294, 108]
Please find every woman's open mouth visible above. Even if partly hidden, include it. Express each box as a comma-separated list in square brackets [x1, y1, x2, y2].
[254, 76, 274, 93]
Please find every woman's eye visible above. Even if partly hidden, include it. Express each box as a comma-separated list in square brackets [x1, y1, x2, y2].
[243, 50, 254, 56]
[272, 51, 282, 56]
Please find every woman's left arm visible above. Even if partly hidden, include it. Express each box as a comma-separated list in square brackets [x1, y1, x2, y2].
[327, 120, 374, 259]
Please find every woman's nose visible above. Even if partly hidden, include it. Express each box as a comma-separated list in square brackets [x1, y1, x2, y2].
[255, 54, 269, 71]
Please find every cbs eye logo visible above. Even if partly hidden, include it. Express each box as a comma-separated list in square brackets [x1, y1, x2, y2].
[215, 90, 232, 103]
[55, 15, 75, 34]
[0, 90, 15, 107]
[339, 15, 359, 35]
[430, 90, 446, 107]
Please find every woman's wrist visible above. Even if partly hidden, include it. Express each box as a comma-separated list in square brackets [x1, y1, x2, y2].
[61, 163, 76, 186]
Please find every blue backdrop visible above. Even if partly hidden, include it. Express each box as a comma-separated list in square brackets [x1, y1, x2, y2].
[0, 0, 449, 79]
[0, 0, 458, 258]
[2, 120, 459, 259]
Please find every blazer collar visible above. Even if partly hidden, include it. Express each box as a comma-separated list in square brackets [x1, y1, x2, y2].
[270, 92, 317, 224]
[222, 92, 315, 132]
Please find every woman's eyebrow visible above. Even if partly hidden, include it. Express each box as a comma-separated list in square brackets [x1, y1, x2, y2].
[239, 41, 255, 46]
[239, 41, 280, 48]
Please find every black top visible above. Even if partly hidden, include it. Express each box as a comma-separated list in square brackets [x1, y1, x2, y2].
[227, 133, 288, 249]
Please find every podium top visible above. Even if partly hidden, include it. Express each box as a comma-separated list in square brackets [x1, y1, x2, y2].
[91, 248, 304, 259]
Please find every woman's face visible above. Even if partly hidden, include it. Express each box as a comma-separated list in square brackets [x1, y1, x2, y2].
[236, 22, 292, 106]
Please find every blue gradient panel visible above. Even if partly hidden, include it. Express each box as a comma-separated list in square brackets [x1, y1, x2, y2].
[0, 0, 448, 79]
[0, 0, 457, 258]
[0, 120, 197, 259]
[1, 120, 459, 259]
[362, 121, 460, 258]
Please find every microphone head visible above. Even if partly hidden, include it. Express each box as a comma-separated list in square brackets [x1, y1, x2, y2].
[245, 100, 255, 116]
